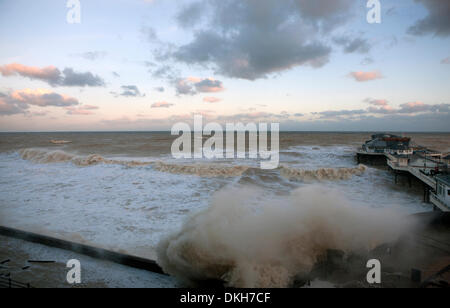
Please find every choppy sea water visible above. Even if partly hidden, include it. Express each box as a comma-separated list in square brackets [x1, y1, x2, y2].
[0, 132, 448, 286]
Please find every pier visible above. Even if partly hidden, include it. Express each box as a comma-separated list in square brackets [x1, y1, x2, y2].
[357, 134, 449, 212]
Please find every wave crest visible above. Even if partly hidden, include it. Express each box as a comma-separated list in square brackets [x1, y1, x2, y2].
[18, 148, 152, 167]
[18, 148, 367, 181]
[19, 148, 76, 164]
[280, 164, 367, 181]
[154, 161, 250, 177]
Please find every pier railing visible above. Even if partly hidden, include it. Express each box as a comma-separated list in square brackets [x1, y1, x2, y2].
[387, 157, 436, 188]
[408, 166, 436, 188]
[430, 193, 450, 212]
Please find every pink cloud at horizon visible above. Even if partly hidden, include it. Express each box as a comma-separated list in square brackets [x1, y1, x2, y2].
[151, 101, 174, 108]
[349, 71, 383, 82]
[203, 96, 222, 103]
[0, 63, 60, 81]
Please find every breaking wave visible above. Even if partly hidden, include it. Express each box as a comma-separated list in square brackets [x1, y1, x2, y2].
[18, 148, 366, 180]
[18, 148, 249, 177]
[280, 164, 367, 181]
[154, 162, 250, 178]
[18, 148, 152, 167]
[156, 185, 412, 288]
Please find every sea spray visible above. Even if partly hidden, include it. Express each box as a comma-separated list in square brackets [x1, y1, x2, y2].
[156, 185, 412, 287]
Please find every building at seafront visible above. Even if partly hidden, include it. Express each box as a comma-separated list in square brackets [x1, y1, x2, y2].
[432, 174, 450, 209]
[357, 133, 449, 212]
[361, 134, 416, 155]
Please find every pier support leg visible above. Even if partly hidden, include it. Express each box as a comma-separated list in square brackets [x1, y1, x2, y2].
[394, 173, 398, 184]
[408, 176, 412, 188]
[423, 185, 430, 203]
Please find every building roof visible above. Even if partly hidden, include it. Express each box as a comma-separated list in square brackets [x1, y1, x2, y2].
[371, 133, 402, 139]
[436, 174, 450, 186]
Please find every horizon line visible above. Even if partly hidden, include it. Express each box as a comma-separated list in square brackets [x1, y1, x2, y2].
[1, 130, 450, 134]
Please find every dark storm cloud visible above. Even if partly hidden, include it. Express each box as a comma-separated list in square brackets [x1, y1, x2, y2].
[408, 0, 450, 37]
[313, 109, 367, 118]
[397, 102, 450, 114]
[151, 65, 178, 79]
[60, 68, 105, 87]
[0, 97, 27, 116]
[117, 85, 145, 97]
[313, 102, 450, 120]
[333, 36, 371, 54]
[165, 0, 356, 80]
[176, 1, 206, 28]
[194, 79, 224, 93]
[0, 89, 80, 116]
[173, 77, 224, 96]
[0, 63, 105, 87]
[173, 78, 196, 95]
[280, 113, 450, 132]
[0, 91, 28, 116]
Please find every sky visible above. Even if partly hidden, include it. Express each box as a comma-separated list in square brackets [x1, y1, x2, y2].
[0, 0, 449, 132]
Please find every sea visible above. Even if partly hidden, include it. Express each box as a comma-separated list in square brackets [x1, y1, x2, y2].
[0, 132, 449, 287]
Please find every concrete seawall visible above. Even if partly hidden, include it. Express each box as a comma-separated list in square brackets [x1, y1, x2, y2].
[0, 225, 166, 276]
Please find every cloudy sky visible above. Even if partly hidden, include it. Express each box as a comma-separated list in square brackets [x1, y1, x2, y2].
[0, 0, 449, 132]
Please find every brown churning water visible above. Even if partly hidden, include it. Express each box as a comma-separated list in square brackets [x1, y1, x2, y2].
[0, 132, 448, 287]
